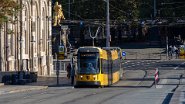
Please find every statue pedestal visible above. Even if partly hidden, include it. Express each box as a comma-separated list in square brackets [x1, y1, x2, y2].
[52, 25, 69, 58]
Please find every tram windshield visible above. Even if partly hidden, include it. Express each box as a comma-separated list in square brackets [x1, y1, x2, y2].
[77, 52, 99, 74]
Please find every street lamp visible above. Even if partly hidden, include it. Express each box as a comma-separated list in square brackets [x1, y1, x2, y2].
[154, 0, 157, 18]
[30, 39, 35, 72]
[47, 38, 51, 75]
[106, 0, 110, 47]
[68, 0, 71, 19]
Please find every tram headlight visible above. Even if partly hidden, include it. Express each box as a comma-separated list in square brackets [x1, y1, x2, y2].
[80, 75, 83, 78]
[93, 75, 97, 80]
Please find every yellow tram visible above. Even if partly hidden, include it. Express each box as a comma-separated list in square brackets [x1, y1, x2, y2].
[75, 46, 123, 87]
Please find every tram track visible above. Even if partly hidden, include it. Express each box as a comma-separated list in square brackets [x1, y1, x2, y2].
[0, 87, 79, 104]
[63, 88, 136, 104]
[22, 88, 80, 104]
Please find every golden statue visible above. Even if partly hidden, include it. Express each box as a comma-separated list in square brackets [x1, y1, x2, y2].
[53, 2, 65, 26]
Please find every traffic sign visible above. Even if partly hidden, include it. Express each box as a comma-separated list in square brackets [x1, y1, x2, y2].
[58, 45, 64, 53]
[122, 51, 126, 56]
[58, 45, 65, 60]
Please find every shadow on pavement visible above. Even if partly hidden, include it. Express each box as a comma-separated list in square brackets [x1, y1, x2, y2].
[27, 76, 72, 87]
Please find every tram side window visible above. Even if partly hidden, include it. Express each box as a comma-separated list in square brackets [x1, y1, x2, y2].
[112, 59, 119, 72]
[101, 59, 108, 74]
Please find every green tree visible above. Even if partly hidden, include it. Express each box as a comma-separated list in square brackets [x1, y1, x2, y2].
[138, 0, 185, 19]
[0, 0, 21, 27]
[57, 0, 139, 22]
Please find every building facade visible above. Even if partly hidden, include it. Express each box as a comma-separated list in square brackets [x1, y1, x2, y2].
[0, 0, 53, 76]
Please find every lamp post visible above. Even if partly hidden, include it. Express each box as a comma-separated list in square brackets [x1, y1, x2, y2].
[154, 0, 157, 18]
[19, 0, 23, 80]
[47, 38, 51, 75]
[106, 0, 110, 47]
[68, 0, 71, 19]
[30, 39, 35, 72]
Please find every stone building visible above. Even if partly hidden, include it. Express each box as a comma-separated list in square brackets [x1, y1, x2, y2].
[0, 0, 53, 76]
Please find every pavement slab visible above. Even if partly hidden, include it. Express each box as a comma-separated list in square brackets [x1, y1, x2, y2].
[0, 85, 48, 95]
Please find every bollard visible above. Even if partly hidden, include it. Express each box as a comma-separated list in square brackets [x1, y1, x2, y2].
[155, 68, 159, 88]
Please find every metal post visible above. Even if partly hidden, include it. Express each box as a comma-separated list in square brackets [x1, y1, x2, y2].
[92, 38, 94, 46]
[68, 0, 71, 19]
[155, 77, 156, 88]
[166, 36, 168, 60]
[106, 0, 110, 47]
[31, 41, 34, 72]
[154, 0, 157, 18]
[55, 53, 59, 85]
[70, 49, 74, 85]
[19, 0, 23, 80]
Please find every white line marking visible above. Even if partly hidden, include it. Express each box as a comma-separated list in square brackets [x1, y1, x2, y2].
[156, 79, 167, 88]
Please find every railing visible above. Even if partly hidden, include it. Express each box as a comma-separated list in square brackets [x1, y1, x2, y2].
[53, 59, 69, 73]
[123, 51, 167, 60]
[53, 59, 77, 73]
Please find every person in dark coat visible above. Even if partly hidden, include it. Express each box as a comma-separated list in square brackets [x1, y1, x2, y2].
[70, 64, 75, 85]
[66, 63, 71, 79]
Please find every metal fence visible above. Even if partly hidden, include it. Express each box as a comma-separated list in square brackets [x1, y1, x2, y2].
[123, 52, 167, 60]
[53, 59, 70, 72]
[53, 59, 77, 73]
[122, 48, 168, 60]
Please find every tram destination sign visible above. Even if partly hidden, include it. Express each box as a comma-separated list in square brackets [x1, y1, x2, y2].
[79, 53, 97, 59]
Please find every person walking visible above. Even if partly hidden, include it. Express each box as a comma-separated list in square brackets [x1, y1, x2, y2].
[169, 45, 172, 59]
[66, 63, 71, 79]
[70, 64, 75, 86]
[175, 46, 179, 59]
[173, 45, 177, 59]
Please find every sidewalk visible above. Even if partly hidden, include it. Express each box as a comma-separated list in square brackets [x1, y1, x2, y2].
[0, 72, 72, 95]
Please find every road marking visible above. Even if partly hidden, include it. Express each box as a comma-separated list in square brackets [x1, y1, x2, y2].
[156, 79, 167, 88]
[174, 62, 185, 70]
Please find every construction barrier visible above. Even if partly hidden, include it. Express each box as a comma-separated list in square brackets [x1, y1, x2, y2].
[155, 68, 159, 88]
[155, 68, 159, 81]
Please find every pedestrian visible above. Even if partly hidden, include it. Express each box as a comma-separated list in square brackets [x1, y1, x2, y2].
[70, 64, 75, 85]
[173, 45, 177, 58]
[169, 45, 172, 59]
[66, 63, 71, 79]
[175, 46, 179, 59]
